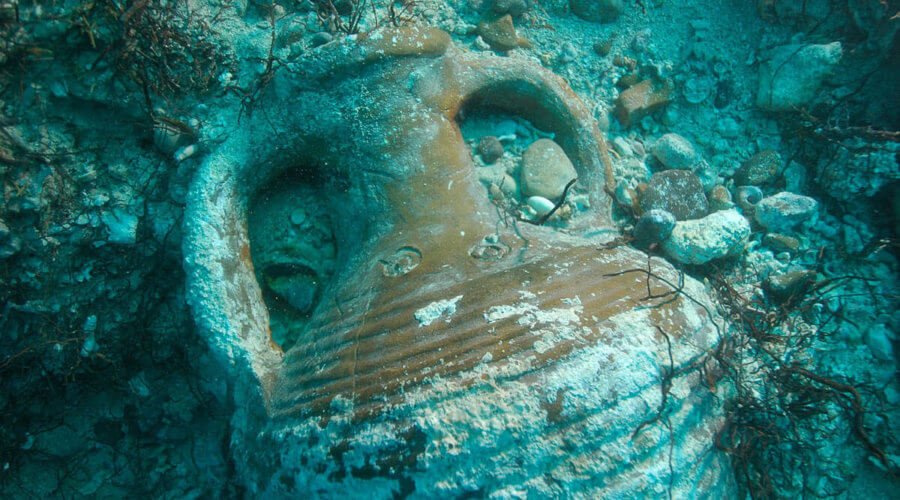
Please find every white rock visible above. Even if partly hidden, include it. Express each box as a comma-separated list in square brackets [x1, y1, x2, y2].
[650, 133, 699, 170]
[661, 209, 751, 264]
[526, 195, 555, 216]
[755, 192, 818, 231]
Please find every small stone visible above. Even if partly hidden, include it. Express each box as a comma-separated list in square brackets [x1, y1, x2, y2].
[477, 14, 529, 51]
[478, 136, 504, 164]
[650, 133, 699, 170]
[558, 42, 579, 64]
[708, 185, 734, 211]
[633, 209, 676, 246]
[492, 0, 529, 17]
[716, 117, 741, 138]
[866, 324, 894, 361]
[640, 170, 709, 221]
[153, 117, 195, 154]
[764, 270, 816, 303]
[661, 209, 751, 265]
[615, 80, 672, 127]
[290, 209, 307, 225]
[526, 196, 555, 217]
[570, 0, 624, 23]
[520, 139, 578, 201]
[0, 220, 20, 259]
[757, 42, 842, 111]
[755, 192, 818, 231]
[310, 32, 333, 47]
[101, 208, 139, 245]
[736, 150, 782, 185]
[763, 233, 801, 253]
[683, 76, 714, 104]
[267, 272, 319, 313]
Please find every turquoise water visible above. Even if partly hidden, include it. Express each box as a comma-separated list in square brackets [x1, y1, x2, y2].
[1, 0, 897, 497]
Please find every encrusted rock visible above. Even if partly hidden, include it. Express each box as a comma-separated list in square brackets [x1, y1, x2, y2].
[0, 219, 21, 259]
[866, 324, 895, 362]
[708, 185, 734, 211]
[310, 32, 333, 47]
[520, 138, 578, 201]
[763, 233, 801, 253]
[478, 135, 504, 164]
[615, 79, 671, 127]
[492, 0, 530, 17]
[650, 133, 699, 170]
[570, 0, 624, 23]
[757, 42, 842, 111]
[764, 270, 816, 303]
[755, 192, 818, 231]
[736, 150, 781, 185]
[640, 170, 709, 221]
[477, 14, 529, 51]
[661, 209, 751, 264]
[101, 208, 139, 245]
[633, 209, 676, 246]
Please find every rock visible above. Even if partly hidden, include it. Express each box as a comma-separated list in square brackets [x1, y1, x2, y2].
[661, 209, 751, 264]
[478, 136, 504, 164]
[101, 208, 139, 245]
[764, 270, 816, 303]
[683, 76, 714, 104]
[153, 117, 196, 154]
[755, 192, 818, 231]
[558, 42, 579, 64]
[310, 31, 333, 47]
[650, 133, 699, 170]
[520, 139, 578, 201]
[526, 195, 555, 217]
[615, 80, 672, 127]
[763, 233, 801, 253]
[757, 42, 842, 111]
[0, 219, 20, 259]
[736, 150, 781, 185]
[266, 271, 320, 313]
[640, 170, 709, 221]
[866, 324, 894, 362]
[34, 425, 88, 458]
[493, 0, 530, 17]
[633, 209, 676, 246]
[570, 0, 624, 23]
[708, 185, 734, 211]
[477, 14, 529, 51]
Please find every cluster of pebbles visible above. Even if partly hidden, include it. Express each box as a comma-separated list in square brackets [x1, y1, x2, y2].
[465, 115, 587, 224]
